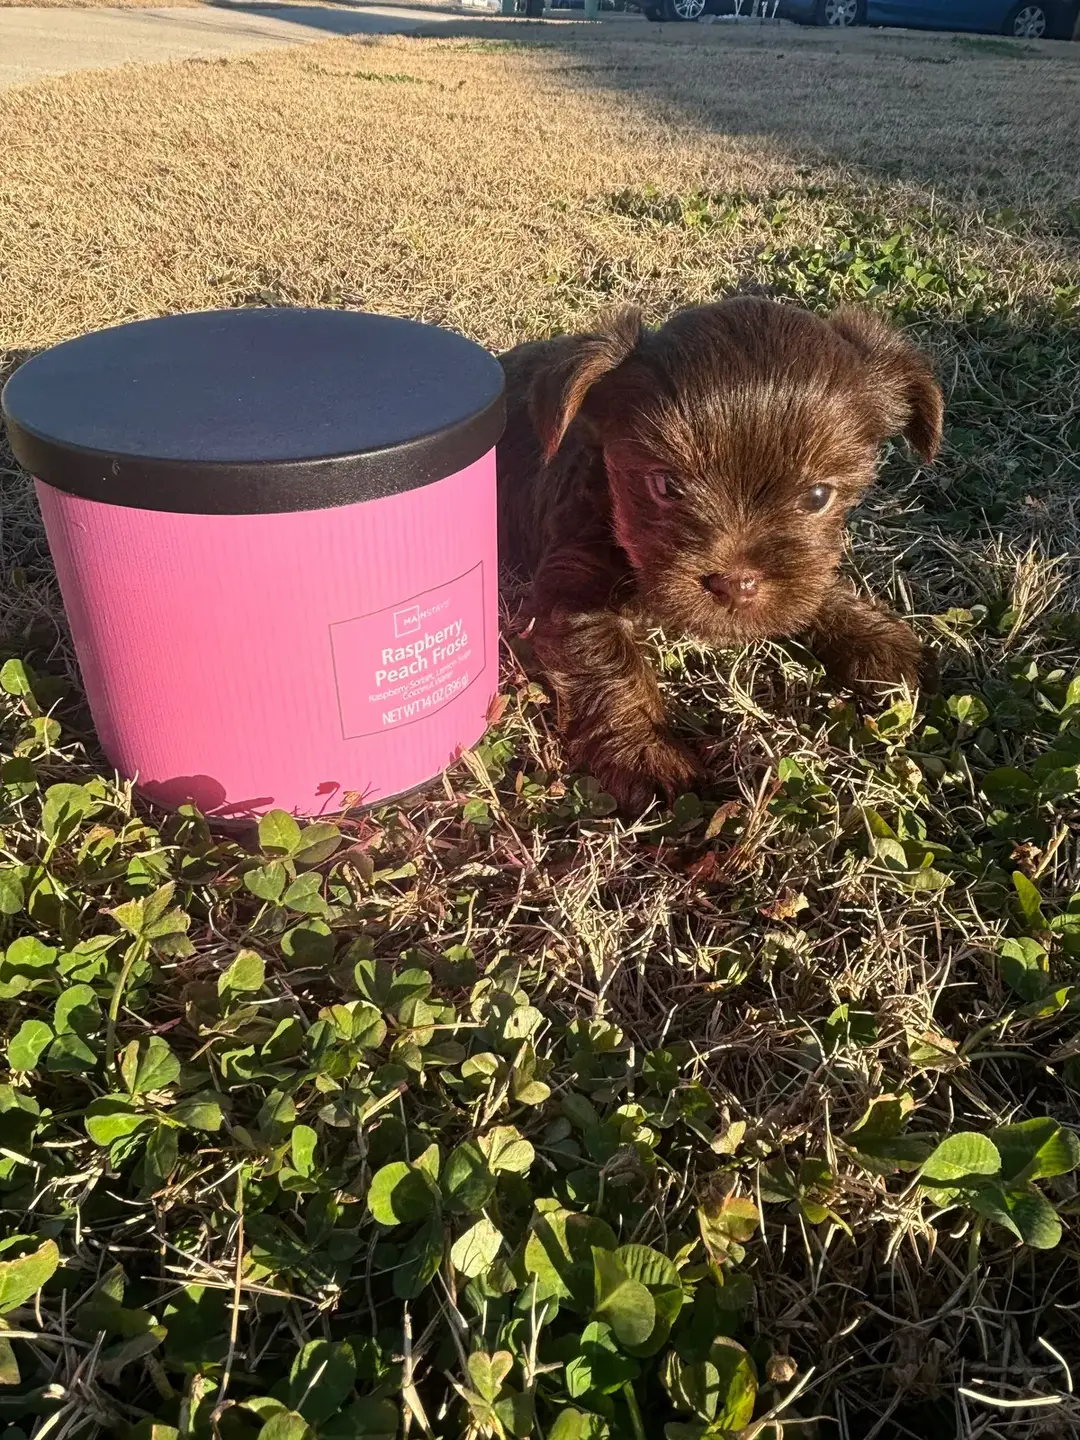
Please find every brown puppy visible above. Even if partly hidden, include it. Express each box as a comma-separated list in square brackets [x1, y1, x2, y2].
[496, 297, 943, 811]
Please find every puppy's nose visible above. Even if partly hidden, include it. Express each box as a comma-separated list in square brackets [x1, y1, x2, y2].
[703, 570, 761, 606]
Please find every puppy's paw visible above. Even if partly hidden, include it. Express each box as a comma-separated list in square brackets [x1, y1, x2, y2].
[577, 727, 704, 813]
[827, 619, 933, 693]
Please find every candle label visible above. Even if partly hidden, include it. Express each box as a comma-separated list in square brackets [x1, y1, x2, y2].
[330, 562, 486, 738]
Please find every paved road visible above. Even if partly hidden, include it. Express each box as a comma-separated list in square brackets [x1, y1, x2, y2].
[0, 3, 462, 89]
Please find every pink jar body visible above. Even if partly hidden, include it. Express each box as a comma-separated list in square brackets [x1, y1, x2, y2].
[36, 452, 498, 818]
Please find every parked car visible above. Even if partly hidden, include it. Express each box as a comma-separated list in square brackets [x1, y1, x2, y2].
[641, 0, 746, 21]
[777, 0, 1078, 39]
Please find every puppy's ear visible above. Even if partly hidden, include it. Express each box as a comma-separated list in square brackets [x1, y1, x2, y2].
[530, 309, 641, 460]
[830, 309, 943, 462]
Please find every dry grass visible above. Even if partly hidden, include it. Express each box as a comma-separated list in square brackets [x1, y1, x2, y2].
[3, 20, 1080, 1439]
[1, 23, 1079, 349]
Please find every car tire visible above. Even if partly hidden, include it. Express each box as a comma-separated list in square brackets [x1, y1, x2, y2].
[1005, 2, 1050, 35]
[663, 0, 707, 18]
[814, 0, 864, 23]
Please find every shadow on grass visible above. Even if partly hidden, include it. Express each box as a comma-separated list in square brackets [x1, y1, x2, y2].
[400, 13, 1080, 209]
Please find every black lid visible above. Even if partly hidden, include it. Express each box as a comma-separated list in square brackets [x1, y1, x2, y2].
[2, 308, 505, 515]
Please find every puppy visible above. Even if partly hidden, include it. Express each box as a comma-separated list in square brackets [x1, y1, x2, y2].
[496, 297, 943, 811]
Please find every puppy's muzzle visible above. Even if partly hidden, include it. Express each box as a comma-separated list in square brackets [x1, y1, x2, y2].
[702, 569, 761, 609]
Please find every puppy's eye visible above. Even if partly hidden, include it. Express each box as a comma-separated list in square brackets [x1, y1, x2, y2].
[801, 483, 834, 514]
[646, 471, 679, 504]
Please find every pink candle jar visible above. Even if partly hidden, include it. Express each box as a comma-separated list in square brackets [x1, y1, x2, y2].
[2, 308, 505, 818]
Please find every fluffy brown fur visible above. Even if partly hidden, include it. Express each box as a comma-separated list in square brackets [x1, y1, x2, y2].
[496, 297, 944, 811]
